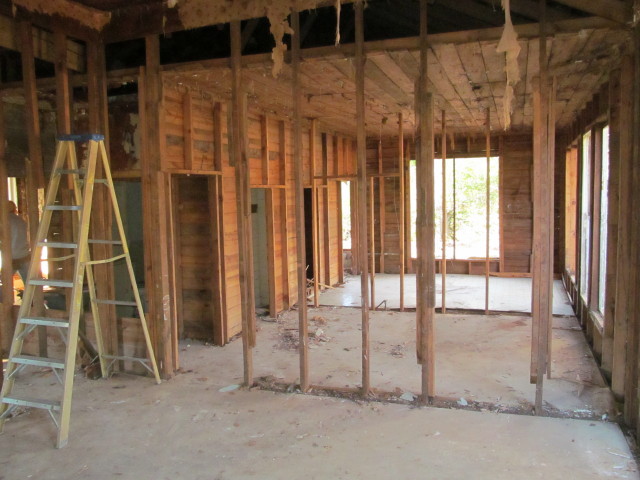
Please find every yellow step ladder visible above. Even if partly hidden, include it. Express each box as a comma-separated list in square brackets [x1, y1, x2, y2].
[0, 134, 160, 448]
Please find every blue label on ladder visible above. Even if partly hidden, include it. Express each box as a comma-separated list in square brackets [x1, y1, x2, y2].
[57, 134, 105, 142]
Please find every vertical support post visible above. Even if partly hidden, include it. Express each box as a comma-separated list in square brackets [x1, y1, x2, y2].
[612, 56, 633, 400]
[19, 20, 46, 357]
[378, 140, 386, 274]
[441, 110, 447, 314]
[230, 21, 254, 386]
[485, 108, 491, 314]
[310, 120, 320, 307]
[54, 31, 74, 308]
[279, 120, 291, 308]
[369, 176, 375, 309]
[531, 0, 552, 414]
[0, 103, 11, 386]
[547, 77, 557, 379]
[291, 11, 309, 392]
[142, 37, 175, 377]
[336, 137, 345, 285]
[87, 39, 117, 360]
[355, 1, 370, 395]
[417, 0, 435, 401]
[399, 113, 406, 311]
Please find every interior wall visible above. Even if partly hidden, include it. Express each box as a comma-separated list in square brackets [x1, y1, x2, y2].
[367, 133, 538, 276]
[159, 85, 355, 342]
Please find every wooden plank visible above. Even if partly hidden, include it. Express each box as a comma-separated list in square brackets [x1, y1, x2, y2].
[0, 108, 11, 382]
[552, 0, 629, 25]
[183, 93, 194, 170]
[441, 110, 447, 314]
[485, 108, 490, 314]
[546, 76, 557, 379]
[279, 120, 290, 308]
[398, 113, 405, 311]
[322, 134, 331, 287]
[378, 140, 386, 273]
[54, 30, 73, 309]
[623, 32, 640, 428]
[404, 139, 412, 272]
[19, 20, 44, 189]
[19, 20, 46, 357]
[230, 21, 253, 386]
[87, 38, 118, 361]
[265, 188, 277, 318]
[335, 137, 344, 285]
[310, 120, 320, 307]
[261, 115, 270, 185]
[417, 0, 435, 401]
[369, 176, 375, 309]
[355, 1, 371, 396]
[601, 68, 621, 377]
[291, 11, 309, 392]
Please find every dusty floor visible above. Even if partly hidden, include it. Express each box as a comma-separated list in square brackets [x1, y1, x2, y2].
[1, 308, 637, 479]
[319, 274, 575, 316]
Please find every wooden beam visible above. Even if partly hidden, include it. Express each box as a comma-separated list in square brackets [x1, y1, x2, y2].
[547, 76, 557, 379]
[322, 134, 331, 287]
[19, 19, 46, 357]
[310, 120, 320, 307]
[399, 113, 405, 312]
[601, 68, 621, 378]
[378, 143, 386, 274]
[417, 0, 435, 401]
[626, 24, 640, 428]
[335, 136, 344, 285]
[19, 20, 44, 189]
[355, 0, 371, 396]
[485, 108, 490, 314]
[369, 176, 375, 309]
[279, 120, 290, 308]
[141, 37, 176, 377]
[0, 101, 11, 386]
[551, 0, 630, 25]
[230, 21, 254, 386]
[292, 11, 309, 392]
[531, 0, 553, 414]
[0, 14, 85, 71]
[441, 110, 447, 314]
[611, 57, 633, 400]
[183, 93, 194, 170]
[12, 0, 111, 31]
[261, 115, 277, 317]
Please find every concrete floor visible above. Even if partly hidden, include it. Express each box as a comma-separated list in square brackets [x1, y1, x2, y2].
[318, 273, 575, 316]
[1, 317, 637, 480]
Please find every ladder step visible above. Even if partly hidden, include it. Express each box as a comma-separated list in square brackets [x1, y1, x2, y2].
[29, 279, 74, 288]
[20, 316, 70, 328]
[37, 241, 78, 249]
[56, 168, 85, 176]
[11, 355, 65, 369]
[45, 205, 82, 211]
[94, 299, 137, 307]
[88, 239, 123, 245]
[1, 395, 61, 411]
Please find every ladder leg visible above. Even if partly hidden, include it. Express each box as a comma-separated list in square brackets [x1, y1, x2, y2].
[99, 142, 161, 384]
[85, 263, 107, 378]
[57, 140, 99, 448]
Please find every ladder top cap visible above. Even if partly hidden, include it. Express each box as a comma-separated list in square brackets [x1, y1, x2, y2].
[57, 134, 105, 142]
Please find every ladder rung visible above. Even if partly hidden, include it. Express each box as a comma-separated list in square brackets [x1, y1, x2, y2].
[11, 355, 65, 370]
[88, 239, 123, 245]
[20, 316, 70, 328]
[94, 179, 108, 185]
[29, 279, 74, 288]
[102, 355, 149, 363]
[37, 241, 78, 249]
[94, 299, 137, 307]
[1, 395, 61, 411]
[45, 205, 82, 211]
[56, 168, 85, 175]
